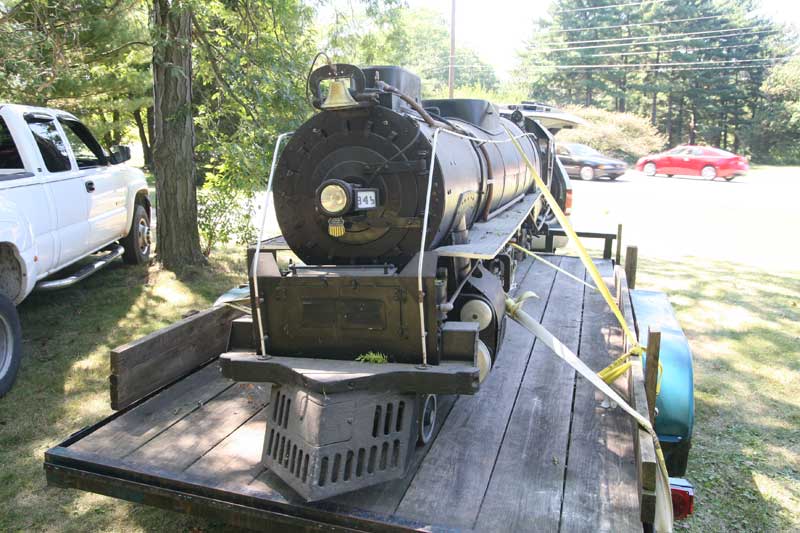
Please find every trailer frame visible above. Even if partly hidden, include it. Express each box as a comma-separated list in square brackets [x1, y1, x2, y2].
[44, 255, 663, 532]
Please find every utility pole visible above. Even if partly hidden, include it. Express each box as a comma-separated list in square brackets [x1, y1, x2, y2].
[449, 0, 455, 98]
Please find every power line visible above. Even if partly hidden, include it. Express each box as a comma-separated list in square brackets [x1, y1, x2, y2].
[531, 29, 778, 53]
[531, 24, 764, 47]
[586, 42, 782, 59]
[644, 64, 776, 73]
[523, 56, 792, 69]
[539, 14, 727, 34]
[556, 0, 669, 13]
[433, 27, 776, 64]
[420, 57, 790, 75]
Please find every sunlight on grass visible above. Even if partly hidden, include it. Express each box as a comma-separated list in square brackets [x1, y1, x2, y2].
[635, 256, 800, 532]
[0, 245, 246, 532]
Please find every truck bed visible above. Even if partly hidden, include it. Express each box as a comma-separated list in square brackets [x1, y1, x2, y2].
[44, 256, 655, 532]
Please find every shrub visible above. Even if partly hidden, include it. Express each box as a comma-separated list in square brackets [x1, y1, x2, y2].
[197, 187, 256, 257]
[557, 106, 666, 162]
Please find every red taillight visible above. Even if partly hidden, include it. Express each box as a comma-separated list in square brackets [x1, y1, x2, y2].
[564, 189, 573, 216]
[671, 481, 695, 520]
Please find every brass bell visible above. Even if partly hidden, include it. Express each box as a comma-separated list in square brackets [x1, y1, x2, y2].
[321, 78, 358, 110]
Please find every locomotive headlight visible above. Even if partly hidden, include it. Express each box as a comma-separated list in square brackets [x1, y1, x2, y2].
[318, 180, 352, 216]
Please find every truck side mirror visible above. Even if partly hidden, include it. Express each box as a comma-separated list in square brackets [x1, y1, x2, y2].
[109, 145, 131, 165]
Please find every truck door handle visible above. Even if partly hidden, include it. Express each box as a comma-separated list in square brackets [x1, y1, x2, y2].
[85, 181, 95, 193]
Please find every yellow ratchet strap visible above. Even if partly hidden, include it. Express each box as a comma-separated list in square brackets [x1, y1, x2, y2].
[503, 126, 644, 358]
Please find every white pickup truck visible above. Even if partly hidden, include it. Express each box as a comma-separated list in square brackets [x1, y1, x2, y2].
[0, 104, 151, 396]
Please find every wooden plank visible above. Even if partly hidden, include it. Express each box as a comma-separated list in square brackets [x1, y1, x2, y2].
[616, 264, 657, 524]
[624, 245, 638, 290]
[393, 258, 559, 528]
[560, 260, 640, 533]
[110, 306, 242, 410]
[474, 256, 586, 532]
[219, 354, 479, 395]
[125, 381, 268, 471]
[45, 447, 382, 533]
[73, 364, 232, 458]
[184, 404, 271, 489]
[645, 329, 662, 424]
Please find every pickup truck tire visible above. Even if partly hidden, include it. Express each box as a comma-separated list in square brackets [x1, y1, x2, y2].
[121, 203, 151, 265]
[0, 294, 22, 398]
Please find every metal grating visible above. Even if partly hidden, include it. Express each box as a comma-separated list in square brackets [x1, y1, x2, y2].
[262, 385, 419, 501]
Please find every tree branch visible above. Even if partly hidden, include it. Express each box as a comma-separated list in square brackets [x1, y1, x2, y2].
[191, 14, 257, 122]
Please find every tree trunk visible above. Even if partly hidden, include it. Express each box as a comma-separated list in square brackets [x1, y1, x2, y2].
[689, 107, 698, 145]
[666, 92, 674, 146]
[112, 110, 121, 144]
[677, 96, 684, 143]
[650, 50, 660, 126]
[651, 92, 657, 126]
[151, 0, 205, 269]
[133, 108, 152, 168]
[584, 73, 592, 107]
[146, 106, 155, 150]
[720, 104, 728, 150]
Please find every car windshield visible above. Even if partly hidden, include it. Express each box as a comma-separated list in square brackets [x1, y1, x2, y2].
[567, 144, 601, 157]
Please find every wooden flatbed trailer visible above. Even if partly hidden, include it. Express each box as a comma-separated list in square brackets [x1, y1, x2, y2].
[44, 255, 660, 532]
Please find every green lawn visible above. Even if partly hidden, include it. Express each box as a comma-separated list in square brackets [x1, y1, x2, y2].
[637, 256, 800, 532]
[0, 246, 246, 532]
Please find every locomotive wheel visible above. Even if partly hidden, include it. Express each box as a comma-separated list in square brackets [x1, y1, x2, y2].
[580, 166, 595, 181]
[418, 394, 438, 446]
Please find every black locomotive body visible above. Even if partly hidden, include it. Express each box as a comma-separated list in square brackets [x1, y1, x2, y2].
[226, 64, 554, 501]
[252, 65, 545, 370]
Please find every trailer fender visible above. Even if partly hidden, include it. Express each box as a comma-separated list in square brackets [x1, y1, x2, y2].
[631, 289, 695, 477]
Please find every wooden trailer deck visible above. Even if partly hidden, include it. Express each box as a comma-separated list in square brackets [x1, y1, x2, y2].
[44, 256, 656, 532]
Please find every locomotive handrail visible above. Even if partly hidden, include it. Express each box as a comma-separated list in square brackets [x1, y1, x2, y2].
[251, 131, 294, 359]
[417, 128, 542, 367]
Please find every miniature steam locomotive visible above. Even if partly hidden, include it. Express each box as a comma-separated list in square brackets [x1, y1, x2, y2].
[220, 64, 560, 501]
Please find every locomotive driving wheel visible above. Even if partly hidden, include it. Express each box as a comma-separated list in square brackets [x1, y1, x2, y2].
[418, 394, 438, 445]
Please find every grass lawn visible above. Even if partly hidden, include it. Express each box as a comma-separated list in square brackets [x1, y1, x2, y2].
[639, 256, 799, 532]
[0, 246, 247, 532]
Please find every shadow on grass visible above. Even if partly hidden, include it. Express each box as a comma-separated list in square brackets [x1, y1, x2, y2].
[636, 256, 800, 532]
[0, 246, 247, 532]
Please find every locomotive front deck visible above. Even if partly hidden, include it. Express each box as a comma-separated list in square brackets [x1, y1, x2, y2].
[44, 256, 657, 532]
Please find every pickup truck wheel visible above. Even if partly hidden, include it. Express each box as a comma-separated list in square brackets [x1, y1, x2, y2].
[121, 203, 151, 265]
[0, 295, 22, 398]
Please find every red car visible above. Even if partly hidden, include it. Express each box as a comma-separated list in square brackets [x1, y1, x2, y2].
[635, 145, 749, 181]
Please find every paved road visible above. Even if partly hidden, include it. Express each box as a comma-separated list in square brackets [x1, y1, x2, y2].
[562, 167, 800, 272]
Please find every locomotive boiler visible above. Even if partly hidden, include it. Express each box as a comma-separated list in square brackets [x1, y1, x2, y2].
[220, 63, 554, 501]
